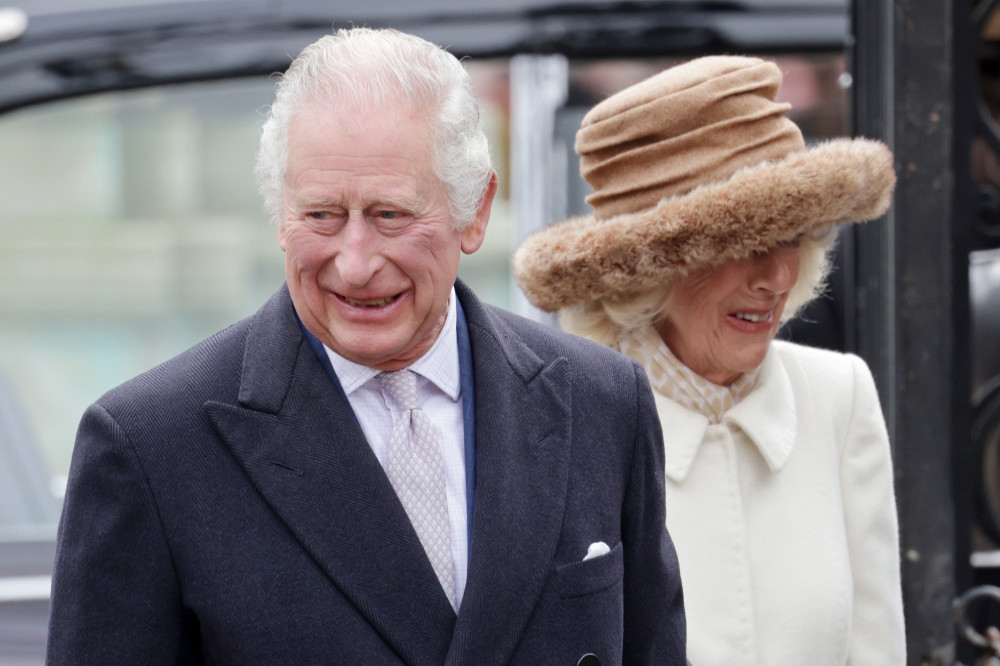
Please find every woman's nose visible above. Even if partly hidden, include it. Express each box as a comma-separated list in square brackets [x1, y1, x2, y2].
[750, 246, 800, 294]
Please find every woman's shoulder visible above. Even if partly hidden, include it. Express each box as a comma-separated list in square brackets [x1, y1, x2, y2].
[770, 339, 875, 394]
[769, 342, 886, 447]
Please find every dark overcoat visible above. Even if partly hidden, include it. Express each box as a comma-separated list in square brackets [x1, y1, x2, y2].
[47, 281, 685, 665]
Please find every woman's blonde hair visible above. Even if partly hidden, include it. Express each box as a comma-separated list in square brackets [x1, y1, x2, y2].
[560, 227, 837, 348]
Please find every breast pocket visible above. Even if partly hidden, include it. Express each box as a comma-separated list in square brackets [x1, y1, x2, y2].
[555, 541, 624, 599]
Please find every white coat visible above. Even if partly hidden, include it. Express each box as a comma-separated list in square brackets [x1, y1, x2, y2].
[656, 340, 905, 665]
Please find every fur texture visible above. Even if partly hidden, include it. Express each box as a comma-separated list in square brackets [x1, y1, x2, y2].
[513, 137, 895, 313]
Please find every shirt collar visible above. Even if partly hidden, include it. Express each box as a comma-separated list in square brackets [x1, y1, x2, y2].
[324, 288, 461, 400]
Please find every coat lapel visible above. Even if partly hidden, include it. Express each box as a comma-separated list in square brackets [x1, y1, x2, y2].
[203, 287, 456, 665]
[655, 391, 710, 483]
[724, 344, 797, 473]
[446, 283, 573, 665]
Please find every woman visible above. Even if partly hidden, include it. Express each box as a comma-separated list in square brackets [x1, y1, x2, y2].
[513, 56, 905, 664]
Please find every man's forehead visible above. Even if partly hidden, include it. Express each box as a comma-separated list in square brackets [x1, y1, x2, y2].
[289, 99, 433, 133]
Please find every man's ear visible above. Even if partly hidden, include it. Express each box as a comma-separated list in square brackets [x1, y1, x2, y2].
[278, 222, 287, 252]
[460, 171, 498, 254]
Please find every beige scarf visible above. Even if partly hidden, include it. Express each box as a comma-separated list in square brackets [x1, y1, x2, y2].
[618, 326, 758, 423]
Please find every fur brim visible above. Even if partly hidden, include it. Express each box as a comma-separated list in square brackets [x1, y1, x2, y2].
[513, 138, 896, 312]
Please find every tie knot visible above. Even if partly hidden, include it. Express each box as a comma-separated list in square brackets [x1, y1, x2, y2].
[378, 370, 420, 411]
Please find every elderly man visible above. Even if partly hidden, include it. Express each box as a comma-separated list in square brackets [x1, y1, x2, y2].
[46, 28, 685, 665]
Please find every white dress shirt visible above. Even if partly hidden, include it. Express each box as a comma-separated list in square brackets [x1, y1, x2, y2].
[323, 289, 469, 608]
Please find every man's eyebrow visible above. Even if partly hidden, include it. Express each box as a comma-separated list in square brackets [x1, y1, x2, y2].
[291, 196, 343, 208]
[288, 194, 426, 212]
[370, 195, 425, 212]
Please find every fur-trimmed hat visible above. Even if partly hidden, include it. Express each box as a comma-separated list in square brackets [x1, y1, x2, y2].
[513, 56, 896, 313]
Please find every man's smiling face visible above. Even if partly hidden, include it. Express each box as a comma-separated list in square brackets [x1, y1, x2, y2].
[279, 103, 490, 371]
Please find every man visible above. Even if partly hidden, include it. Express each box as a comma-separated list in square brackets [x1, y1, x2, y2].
[47, 28, 685, 665]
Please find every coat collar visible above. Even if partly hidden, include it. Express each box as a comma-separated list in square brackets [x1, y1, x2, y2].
[204, 283, 572, 666]
[445, 280, 572, 666]
[660, 343, 797, 483]
[205, 286, 457, 664]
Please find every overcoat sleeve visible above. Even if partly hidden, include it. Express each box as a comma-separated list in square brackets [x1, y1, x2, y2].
[840, 355, 906, 664]
[47, 402, 193, 665]
[621, 360, 687, 663]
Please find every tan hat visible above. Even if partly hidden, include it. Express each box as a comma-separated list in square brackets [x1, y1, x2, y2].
[513, 56, 896, 313]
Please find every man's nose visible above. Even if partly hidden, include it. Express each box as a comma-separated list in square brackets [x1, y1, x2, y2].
[334, 212, 383, 287]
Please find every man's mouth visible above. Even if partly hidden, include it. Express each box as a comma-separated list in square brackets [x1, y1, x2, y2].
[339, 293, 401, 308]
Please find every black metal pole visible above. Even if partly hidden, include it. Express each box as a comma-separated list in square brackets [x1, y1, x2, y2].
[851, 0, 966, 663]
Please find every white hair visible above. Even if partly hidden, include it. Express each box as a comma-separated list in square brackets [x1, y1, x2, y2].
[255, 28, 494, 229]
[560, 228, 837, 349]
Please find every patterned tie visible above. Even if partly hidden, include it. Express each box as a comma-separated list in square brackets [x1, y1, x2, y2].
[378, 370, 456, 608]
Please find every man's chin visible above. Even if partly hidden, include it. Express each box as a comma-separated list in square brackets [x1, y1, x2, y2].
[326, 333, 417, 370]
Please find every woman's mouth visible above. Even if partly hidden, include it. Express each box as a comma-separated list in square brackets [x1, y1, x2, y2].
[732, 311, 773, 323]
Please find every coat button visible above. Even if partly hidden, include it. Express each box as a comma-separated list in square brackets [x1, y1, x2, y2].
[577, 654, 600, 666]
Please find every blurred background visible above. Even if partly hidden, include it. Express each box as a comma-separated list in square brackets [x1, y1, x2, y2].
[0, 0, 996, 664]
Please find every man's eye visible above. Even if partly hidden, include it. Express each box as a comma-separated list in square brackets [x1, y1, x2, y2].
[373, 209, 411, 230]
[302, 211, 345, 234]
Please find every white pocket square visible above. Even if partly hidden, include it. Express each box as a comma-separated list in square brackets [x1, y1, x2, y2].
[583, 541, 611, 561]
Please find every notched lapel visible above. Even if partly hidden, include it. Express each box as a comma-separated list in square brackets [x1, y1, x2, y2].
[205, 293, 457, 665]
[448, 306, 573, 665]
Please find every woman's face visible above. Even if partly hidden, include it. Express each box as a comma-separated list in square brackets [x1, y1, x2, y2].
[656, 242, 801, 386]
